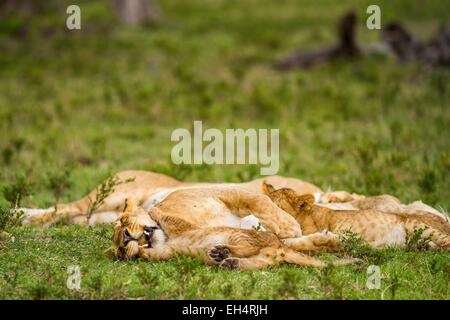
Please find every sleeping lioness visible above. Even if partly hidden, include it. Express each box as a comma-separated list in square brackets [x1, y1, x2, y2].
[18, 170, 363, 227]
[18, 170, 445, 228]
[109, 198, 359, 270]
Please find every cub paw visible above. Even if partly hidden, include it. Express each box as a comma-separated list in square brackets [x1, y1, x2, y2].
[321, 192, 366, 204]
[220, 258, 240, 270]
[208, 245, 230, 262]
[317, 239, 340, 251]
[310, 233, 341, 252]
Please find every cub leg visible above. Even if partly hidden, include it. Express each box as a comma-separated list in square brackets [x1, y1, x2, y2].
[218, 247, 326, 270]
[280, 248, 360, 267]
[220, 247, 359, 270]
[282, 231, 341, 253]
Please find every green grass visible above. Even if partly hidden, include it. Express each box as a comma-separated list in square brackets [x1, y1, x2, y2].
[0, 225, 448, 299]
[0, 0, 449, 299]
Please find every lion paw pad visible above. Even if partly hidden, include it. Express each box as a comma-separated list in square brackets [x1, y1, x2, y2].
[220, 258, 240, 270]
[209, 245, 230, 262]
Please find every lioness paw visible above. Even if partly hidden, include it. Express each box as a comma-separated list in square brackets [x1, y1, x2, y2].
[209, 245, 230, 262]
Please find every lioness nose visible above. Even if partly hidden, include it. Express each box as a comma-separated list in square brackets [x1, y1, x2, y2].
[143, 226, 158, 241]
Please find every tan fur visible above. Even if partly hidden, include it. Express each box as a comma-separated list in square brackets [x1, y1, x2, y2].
[21, 170, 444, 228]
[263, 182, 450, 251]
[318, 195, 449, 225]
[110, 198, 359, 270]
[20, 170, 330, 227]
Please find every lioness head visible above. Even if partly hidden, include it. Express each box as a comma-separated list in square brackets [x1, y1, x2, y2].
[262, 181, 315, 217]
[108, 199, 166, 259]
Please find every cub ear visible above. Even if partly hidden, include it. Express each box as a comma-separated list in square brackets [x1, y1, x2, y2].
[261, 181, 276, 195]
[297, 194, 315, 211]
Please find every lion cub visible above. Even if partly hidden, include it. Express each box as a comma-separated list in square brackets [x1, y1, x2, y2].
[263, 183, 450, 251]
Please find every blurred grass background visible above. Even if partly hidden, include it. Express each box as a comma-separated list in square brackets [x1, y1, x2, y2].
[0, 0, 449, 299]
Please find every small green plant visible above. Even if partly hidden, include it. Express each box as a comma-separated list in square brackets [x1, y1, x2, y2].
[2, 176, 34, 208]
[46, 167, 73, 204]
[387, 271, 400, 300]
[339, 230, 374, 259]
[0, 207, 10, 233]
[405, 227, 432, 252]
[339, 231, 387, 265]
[87, 174, 135, 221]
[0, 206, 23, 234]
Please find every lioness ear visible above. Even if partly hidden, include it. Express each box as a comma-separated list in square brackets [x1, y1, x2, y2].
[297, 194, 315, 211]
[112, 219, 122, 229]
[261, 181, 276, 195]
[104, 246, 116, 258]
[123, 198, 136, 215]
